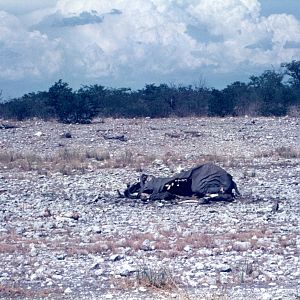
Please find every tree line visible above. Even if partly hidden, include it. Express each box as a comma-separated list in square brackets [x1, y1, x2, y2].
[1, 60, 299, 123]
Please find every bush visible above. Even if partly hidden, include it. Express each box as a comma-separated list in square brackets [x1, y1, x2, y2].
[1, 61, 300, 121]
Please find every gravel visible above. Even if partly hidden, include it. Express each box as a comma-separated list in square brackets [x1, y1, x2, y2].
[0, 116, 299, 299]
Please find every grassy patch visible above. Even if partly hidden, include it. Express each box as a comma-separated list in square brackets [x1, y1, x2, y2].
[0, 284, 62, 299]
[256, 146, 300, 159]
[0, 148, 156, 174]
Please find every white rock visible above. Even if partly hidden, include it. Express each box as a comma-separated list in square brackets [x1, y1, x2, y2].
[118, 263, 137, 276]
[64, 288, 72, 294]
[95, 269, 104, 276]
[268, 282, 277, 286]
[34, 131, 44, 137]
[261, 293, 272, 300]
[184, 245, 191, 252]
[110, 254, 123, 262]
[52, 274, 63, 280]
[209, 285, 218, 289]
[91, 226, 102, 234]
[30, 274, 37, 281]
[195, 262, 204, 270]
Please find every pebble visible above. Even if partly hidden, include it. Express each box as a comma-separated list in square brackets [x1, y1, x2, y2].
[95, 269, 104, 276]
[110, 254, 124, 262]
[118, 263, 137, 276]
[0, 117, 298, 300]
[184, 245, 191, 252]
[64, 288, 72, 294]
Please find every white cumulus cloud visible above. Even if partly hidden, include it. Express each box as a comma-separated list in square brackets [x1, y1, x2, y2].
[0, 0, 300, 97]
[0, 11, 62, 80]
[186, 0, 300, 70]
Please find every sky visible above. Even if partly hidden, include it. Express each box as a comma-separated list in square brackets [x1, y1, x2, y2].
[0, 0, 300, 99]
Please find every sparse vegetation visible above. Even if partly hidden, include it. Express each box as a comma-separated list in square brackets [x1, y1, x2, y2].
[0, 148, 156, 174]
[275, 146, 300, 158]
[136, 265, 177, 290]
[0, 117, 298, 299]
[256, 146, 300, 159]
[0, 284, 61, 299]
[1, 61, 299, 122]
[0, 144, 297, 176]
[85, 149, 110, 161]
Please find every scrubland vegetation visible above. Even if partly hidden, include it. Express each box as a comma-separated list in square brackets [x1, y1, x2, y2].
[1, 61, 300, 123]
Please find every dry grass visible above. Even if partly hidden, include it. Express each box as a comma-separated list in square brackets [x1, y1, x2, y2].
[256, 146, 300, 159]
[0, 231, 30, 254]
[0, 148, 90, 174]
[225, 229, 267, 242]
[111, 262, 192, 299]
[67, 241, 112, 255]
[278, 234, 297, 248]
[1, 226, 297, 298]
[161, 151, 251, 169]
[275, 146, 300, 158]
[0, 151, 23, 163]
[0, 148, 156, 174]
[1, 143, 278, 175]
[183, 233, 215, 249]
[136, 265, 177, 290]
[0, 224, 297, 262]
[108, 150, 156, 170]
[0, 242, 28, 254]
[0, 283, 61, 299]
[85, 149, 110, 161]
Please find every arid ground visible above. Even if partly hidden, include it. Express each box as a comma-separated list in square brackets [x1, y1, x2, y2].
[0, 117, 299, 299]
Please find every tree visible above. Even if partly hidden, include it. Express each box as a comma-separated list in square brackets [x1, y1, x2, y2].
[208, 89, 235, 117]
[138, 84, 174, 117]
[222, 81, 249, 116]
[47, 80, 97, 123]
[78, 84, 106, 114]
[1, 61, 299, 120]
[248, 70, 287, 116]
[75, 85, 102, 121]
[47, 80, 74, 122]
[5, 99, 32, 120]
[281, 60, 300, 87]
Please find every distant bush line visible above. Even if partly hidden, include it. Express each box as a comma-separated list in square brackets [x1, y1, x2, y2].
[1, 61, 300, 123]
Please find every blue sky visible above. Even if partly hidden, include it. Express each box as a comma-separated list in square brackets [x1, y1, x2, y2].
[0, 0, 300, 99]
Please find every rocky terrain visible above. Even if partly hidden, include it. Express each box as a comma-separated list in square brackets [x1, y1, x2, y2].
[0, 116, 299, 300]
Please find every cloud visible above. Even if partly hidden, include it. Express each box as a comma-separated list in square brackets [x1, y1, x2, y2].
[0, 11, 62, 81]
[0, 0, 300, 96]
[284, 41, 300, 49]
[32, 0, 201, 80]
[0, 0, 57, 15]
[36, 10, 105, 29]
[185, 0, 300, 71]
